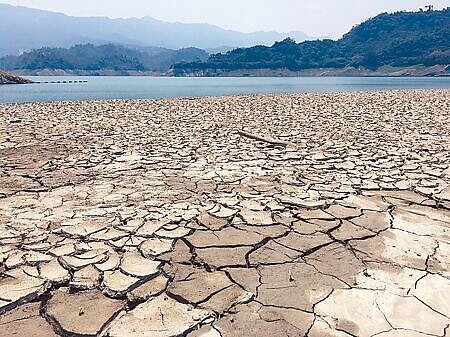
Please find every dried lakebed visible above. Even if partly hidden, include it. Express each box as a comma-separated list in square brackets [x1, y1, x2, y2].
[0, 90, 449, 337]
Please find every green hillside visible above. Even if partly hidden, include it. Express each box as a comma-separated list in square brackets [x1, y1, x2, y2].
[172, 8, 450, 75]
[0, 44, 209, 72]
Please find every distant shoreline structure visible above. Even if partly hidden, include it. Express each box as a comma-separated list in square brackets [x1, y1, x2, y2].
[10, 65, 450, 78]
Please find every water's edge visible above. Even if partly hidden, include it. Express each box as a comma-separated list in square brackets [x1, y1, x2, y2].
[1, 76, 449, 104]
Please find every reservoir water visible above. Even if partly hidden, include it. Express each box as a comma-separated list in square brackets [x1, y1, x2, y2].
[0, 76, 449, 103]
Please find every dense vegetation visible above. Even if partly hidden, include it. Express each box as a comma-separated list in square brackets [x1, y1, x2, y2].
[173, 8, 450, 75]
[0, 44, 209, 72]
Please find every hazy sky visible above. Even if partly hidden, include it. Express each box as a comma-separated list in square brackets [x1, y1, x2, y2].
[2, 0, 449, 37]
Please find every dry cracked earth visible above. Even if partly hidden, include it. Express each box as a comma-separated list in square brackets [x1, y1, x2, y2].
[0, 89, 449, 337]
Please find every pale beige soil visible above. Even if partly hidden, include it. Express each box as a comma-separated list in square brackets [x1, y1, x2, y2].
[0, 90, 449, 336]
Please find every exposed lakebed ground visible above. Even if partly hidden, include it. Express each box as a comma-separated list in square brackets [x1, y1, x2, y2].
[0, 90, 449, 336]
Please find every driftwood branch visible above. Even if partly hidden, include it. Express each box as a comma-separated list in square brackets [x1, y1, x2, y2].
[237, 130, 289, 147]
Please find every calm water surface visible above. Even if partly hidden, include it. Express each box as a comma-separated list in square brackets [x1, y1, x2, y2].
[1, 76, 449, 103]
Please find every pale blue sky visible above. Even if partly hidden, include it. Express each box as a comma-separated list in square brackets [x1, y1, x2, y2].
[2, 0, 449, 37]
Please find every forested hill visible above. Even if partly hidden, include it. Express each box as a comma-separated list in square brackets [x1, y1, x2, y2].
[0, 44, 209, 73]
[172, 8, 450, 76]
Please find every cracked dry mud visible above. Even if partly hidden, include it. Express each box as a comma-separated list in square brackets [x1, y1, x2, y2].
[0, 89, 449, 337]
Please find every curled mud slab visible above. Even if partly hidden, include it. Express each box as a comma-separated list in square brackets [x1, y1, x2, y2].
[0, 90, 449, 336]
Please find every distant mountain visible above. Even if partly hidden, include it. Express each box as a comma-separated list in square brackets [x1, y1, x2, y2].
[0, 3, 314, 56]
[0, 44, 209, 73]
[172, 8, 450, 76]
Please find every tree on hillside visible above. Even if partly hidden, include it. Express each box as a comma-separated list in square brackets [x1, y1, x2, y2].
[172, 8, 450, 75]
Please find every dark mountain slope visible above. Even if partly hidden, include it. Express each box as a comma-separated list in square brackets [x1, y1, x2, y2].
[0, 44, 209, 72]
[339, 8, 450, 67]
[172, 8, 450, 75]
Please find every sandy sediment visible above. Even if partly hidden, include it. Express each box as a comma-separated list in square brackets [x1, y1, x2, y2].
[0, 90, 449, 336]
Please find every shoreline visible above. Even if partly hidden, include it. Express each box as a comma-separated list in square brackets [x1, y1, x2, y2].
[1, 88, 449, 106]
[9, 64, 450, 78]
[0, 70, 34, 84]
